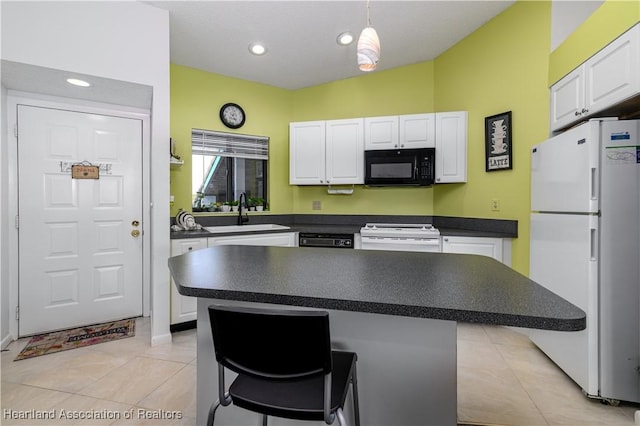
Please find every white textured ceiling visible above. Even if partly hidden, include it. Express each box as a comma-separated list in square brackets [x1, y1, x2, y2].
[1, 0, 515, 108]
[148, 0, 515, 90]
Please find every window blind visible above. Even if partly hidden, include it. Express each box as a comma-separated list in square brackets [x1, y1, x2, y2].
[191, 128, 269, 160]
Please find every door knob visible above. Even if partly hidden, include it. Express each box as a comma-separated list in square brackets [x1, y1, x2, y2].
[131, 229, 141, 237]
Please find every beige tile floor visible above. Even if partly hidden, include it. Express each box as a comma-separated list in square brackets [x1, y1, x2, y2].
[1, 318, 638, 425]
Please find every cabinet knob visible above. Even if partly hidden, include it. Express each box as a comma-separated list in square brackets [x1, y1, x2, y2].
[188, 247, 193, 251]
[575, 111, 581, 116]
[444, 238, 449, 242]
[582, 108, 589, 114]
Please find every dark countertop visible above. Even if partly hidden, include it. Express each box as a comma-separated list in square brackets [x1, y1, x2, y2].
[168, 245, 585, 332]
[170, 214, 518, 240]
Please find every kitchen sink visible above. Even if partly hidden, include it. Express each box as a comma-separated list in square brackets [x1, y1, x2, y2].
[204, 224, 291, 233]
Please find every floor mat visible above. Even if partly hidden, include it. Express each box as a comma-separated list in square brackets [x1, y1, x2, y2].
[14, 318, 135, 361]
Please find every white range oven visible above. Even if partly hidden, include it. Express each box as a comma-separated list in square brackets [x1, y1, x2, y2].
[359, 223, 441, 252]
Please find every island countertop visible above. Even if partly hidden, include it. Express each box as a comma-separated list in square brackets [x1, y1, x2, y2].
[169, 245, 585, 332]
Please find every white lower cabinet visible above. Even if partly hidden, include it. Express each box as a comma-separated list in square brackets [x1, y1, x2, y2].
[441, 236, 511, 266]
[208, 232, 297, 247]
[170, 238, 207, 325]
[170, 233, 297, 327]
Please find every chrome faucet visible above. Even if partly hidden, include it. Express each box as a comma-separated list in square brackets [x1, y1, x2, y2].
[238, 192, 249, 225]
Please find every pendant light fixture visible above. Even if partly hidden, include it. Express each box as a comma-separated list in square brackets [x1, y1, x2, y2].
[356, 0, 380, 72]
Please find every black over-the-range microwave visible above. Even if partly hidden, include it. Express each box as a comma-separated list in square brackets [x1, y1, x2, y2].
[364, 148, 435, 186]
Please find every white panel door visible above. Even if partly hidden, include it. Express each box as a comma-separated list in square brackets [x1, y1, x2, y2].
[441, 236, 503, 263]
[170, 238, 207, 325]
[586, 24, 640, 117]
[550, 65, 585, 132]
[528, 212, 599, 396]
[399, 113, 435, 149]
[325, 118, 364, 185]
[289, 121, 326, 185]
[435, 111, 467, 183]
[18, 105, 143, 336]
[364, 116, 399, 150]
[530, 120, 599, 213]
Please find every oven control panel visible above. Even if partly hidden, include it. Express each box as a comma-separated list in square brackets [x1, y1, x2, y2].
[299, 233, 354, 249]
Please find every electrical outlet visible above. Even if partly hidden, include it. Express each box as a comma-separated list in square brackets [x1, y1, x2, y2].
[312, 200, 321, 210]
[491, 198, 500, 211]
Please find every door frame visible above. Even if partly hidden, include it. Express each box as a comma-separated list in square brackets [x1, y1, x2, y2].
[7, 91, 151, 339]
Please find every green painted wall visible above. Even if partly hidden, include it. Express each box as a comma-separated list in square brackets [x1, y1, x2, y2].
[549, 0, 639, 85]
[169, 0, 638, 275]
[432, 1, 552, 274]
[170, 65, 293, 216]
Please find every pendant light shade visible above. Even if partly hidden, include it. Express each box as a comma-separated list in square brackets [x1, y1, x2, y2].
[357, 26, 380, 72]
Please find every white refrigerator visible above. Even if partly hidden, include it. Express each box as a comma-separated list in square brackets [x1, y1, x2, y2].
[529, 118, 640, 404]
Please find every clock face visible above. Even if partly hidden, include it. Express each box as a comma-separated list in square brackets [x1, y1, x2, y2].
[220, 103, 245, 129]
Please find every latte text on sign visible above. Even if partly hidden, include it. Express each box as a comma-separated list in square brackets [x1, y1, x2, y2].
[71, 164, 100, 179]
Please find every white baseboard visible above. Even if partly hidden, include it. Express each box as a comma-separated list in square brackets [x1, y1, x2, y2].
[1, 333, 14, 350]
[150, 333, 172, 346]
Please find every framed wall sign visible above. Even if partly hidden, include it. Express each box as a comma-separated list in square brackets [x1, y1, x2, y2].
[485, 111, 512, 172]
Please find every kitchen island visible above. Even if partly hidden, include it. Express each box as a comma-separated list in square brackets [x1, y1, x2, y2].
[169, 245, 585, 425]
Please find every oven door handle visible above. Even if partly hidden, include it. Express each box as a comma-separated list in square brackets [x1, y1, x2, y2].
[360, 237, 440, 246]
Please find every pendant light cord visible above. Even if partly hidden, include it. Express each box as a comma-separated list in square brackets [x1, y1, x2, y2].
[366, 0, 371, 26]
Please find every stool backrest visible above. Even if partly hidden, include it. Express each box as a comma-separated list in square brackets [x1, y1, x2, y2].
[208, 305, 332, 380]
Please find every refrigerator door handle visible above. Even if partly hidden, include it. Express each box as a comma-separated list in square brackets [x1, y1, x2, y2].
[591, 167, 598, 201]
[590, 227, 598, 261]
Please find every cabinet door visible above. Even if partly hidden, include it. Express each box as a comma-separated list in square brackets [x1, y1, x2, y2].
[435, 111, 467, 183]
[364, 116, 399, 150]
[209, 232, 297, 247]
[441, 236, 503, 263]
[399, 113, 435, 148]
[325, 118, 364, 185]
[585, 24, 639, 117]
[290, 121, 326, 185]
[550, 65, 585, 132]
[170, 238, 207, 324]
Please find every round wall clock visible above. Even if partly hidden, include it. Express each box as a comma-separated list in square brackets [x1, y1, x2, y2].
[219, 103, 245, 129]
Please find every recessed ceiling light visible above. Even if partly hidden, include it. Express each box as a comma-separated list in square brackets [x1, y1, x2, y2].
[248, 43, 267, 56]
[337, 32, 354, 46]
[66, 78, 91, 87]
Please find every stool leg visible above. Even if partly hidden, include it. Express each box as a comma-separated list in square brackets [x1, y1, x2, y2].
[351, 364, 361, 426]
[207, 400, 221, 426]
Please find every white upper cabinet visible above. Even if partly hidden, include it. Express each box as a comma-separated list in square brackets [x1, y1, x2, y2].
[289, 121, 326, 185]
[290, 119, 364, 185]
[550, 67, 585, 132]
[399, 114, 436, 148]
[551, 24, 639, 132]
[292, 112, 467, 185]
[325, 118, 365, 185]
[364, 116, 399, 150]
[365, 114, 435, 150]
[435, 111, 467, 183]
